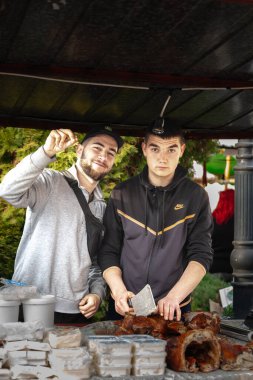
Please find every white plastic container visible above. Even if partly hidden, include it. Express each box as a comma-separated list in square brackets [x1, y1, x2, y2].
[97, 364, 131, 377]
[22, 295, 55, 328]
[133, 351, 166, 366]
[87, 335, 119, 353]
[95, 339, 132, 355]
[132, 363, 166, 376]
[0, 299, 20, 323]
[131, 338, 167, 354]
[97, 353, 132, 366]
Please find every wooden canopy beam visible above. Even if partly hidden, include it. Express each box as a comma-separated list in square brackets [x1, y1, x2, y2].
[1, 64, 253, 90]
[1, 114, 253, 139]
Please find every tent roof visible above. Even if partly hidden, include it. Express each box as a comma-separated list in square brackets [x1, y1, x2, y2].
[1, 0, 253, 138]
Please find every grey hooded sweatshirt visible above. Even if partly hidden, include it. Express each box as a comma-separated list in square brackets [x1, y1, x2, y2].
[0, 146, 106, 313]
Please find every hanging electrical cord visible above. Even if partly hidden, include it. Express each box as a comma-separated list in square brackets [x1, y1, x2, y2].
[151, 92, 172, 134]
[160, 93, 172, 117]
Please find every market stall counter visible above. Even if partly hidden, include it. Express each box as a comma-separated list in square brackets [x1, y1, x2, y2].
[0, 313, 253, 380]
[80, 316, 253, 379]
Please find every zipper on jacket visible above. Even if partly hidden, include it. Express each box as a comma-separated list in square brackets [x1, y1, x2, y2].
[146, 235, 158, 285]
[146, 189, 160, 284]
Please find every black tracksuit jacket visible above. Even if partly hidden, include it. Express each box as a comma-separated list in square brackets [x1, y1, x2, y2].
[98, 165, 213, 304]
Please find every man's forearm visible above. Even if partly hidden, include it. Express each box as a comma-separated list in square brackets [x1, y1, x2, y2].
[103, 266, 134, 316]
[103, 266, 127, 299]
[0, 147, 54, 207]
[168, 261, 206, 303]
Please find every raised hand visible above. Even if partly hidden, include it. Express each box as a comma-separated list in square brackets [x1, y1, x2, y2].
[44, 129, 78, 157]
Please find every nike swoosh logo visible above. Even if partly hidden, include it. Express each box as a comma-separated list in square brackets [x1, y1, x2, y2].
[174, 204, 184, 210]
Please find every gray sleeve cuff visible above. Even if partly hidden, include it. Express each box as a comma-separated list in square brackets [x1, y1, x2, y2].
[88, 265, 107, 301]
[90, 281, 107, 301]
[30, 146, 56, 170]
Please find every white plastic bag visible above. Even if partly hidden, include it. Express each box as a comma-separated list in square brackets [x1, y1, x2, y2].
[0, 278, 38, 301]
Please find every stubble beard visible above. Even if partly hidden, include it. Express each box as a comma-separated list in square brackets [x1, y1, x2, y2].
[79, 158, 109, 181]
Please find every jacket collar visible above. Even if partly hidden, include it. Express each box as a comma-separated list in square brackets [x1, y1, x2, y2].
[140, 164, 187, 191]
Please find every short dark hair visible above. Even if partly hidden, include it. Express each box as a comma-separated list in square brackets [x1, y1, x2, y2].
[145, 118, 185, 144]
[81, 126, 123, 149]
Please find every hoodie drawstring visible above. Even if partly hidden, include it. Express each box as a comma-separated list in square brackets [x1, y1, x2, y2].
[161, 190, 166, 248]
[144, 186, 148, 235]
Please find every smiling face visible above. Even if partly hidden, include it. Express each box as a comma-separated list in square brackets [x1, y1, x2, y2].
[142, 134, 186, 187]
[76, 134, 118, 181]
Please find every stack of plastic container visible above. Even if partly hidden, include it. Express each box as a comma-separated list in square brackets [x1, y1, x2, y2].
[87, 335, 132, 377]
[48, 347, 91, 379]
[5, 340, 50, 367]
[122, 335, 167, 376]
[47, 327, 91, 379]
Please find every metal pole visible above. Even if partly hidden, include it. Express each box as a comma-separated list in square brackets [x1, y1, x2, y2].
[231, 139, 253, 318]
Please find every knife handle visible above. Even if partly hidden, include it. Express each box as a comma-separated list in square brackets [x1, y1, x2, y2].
[128, 298, 133, 307]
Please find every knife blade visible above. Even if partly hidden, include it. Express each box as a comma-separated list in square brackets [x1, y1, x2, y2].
[130, 284, 157, 316]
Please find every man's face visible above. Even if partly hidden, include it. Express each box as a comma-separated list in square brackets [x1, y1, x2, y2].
[77, 135, 118, 181]
[142, 134, 185, 186]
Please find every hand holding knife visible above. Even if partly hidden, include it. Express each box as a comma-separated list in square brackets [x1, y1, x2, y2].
[129, 284, 157, 316]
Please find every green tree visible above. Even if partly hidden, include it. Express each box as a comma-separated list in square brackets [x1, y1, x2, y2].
[180, 139, 218, 177]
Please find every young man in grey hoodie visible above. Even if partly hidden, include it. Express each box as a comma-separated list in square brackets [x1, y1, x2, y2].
[0, 127, 123, 323]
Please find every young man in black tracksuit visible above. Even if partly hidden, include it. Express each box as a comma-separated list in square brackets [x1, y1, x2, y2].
[98, 119, 213, 321]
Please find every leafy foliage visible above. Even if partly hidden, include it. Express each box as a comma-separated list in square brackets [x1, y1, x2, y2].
[100, 137, 145, 199]
[191, 272, 229, 311]
[180, 139, 219, 177]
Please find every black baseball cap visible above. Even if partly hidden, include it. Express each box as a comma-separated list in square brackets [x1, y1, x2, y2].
[81, 126, 123, 149]
[146, 117, 185, 142]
